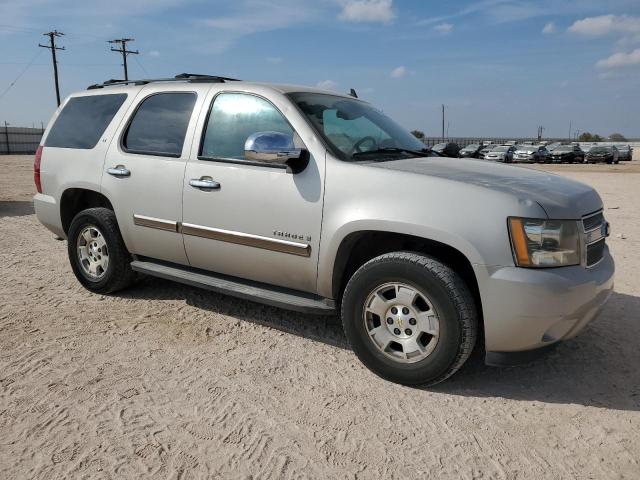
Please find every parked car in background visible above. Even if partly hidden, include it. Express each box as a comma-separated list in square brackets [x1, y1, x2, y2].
[513, 145, 550, 163]
[616, 144, 632, 161]
[478, 144, 497, 159]
[546, 142, 561, 152]
[431, 142, 461, 158]
[458, 143, 484, 158]
[485, 145, 516, 163]
[586, 145, 619, 164]
[550, 144, 585, 164]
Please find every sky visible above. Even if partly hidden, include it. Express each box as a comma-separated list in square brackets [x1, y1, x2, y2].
[0, 0, 639, 138]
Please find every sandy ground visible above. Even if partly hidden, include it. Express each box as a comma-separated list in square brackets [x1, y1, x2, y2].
[1, 155, 639, 479]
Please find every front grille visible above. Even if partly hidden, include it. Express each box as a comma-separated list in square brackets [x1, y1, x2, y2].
[583, 211, 606, 266]
[587, 239, 606, 267]
[583, 212, 604, 231]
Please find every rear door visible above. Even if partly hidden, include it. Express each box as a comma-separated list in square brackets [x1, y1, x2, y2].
[101, 84, 207, 265]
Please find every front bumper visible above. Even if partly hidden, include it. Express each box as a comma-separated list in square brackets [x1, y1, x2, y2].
[474, 246, 614, 359]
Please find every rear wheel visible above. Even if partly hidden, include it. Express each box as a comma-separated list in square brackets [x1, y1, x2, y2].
[67, 207, 135, 294]
[341, 252, 478, 386]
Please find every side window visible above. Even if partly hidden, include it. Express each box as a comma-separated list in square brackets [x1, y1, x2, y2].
[123, 92, 196, 157]
[45, 94, 127, 149]
[201, 93, 293, 160]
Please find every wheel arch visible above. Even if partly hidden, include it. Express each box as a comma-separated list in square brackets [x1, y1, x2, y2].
[60, 188, 114, 235]
[330, 230, 483, 336]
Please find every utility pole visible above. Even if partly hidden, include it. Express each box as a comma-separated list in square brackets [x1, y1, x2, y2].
[39, 30, 65, 106]
[537, 125, 545, 141]
[3, 121, 10, 155]
[441, 104, 445, 140]
[108, 38, 139, 81]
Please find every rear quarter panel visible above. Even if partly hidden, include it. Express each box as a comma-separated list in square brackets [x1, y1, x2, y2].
[37, 88, 141, 237]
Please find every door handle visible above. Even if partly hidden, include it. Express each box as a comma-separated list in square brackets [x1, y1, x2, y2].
[107, 165, 131, 178]
[189, 177, 220, 190]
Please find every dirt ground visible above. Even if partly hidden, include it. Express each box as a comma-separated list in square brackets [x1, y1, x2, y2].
[1, 154, 639, 479]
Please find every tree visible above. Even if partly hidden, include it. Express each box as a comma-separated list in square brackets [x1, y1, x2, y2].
[609, 133, 627, 141]
[577, 132, 604, 142]
[411, 130, 425, 140]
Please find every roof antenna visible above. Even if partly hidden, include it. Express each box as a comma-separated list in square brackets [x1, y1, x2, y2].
[349, 88, 358, 98]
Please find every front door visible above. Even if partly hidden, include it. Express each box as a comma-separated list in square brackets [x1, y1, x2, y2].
[101, 86, 203, 265]
[182, 91, 325, 293]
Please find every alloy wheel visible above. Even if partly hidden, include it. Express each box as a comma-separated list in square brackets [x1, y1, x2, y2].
[363, 282, 440, 363]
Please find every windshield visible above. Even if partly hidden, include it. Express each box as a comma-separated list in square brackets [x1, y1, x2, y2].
[494, 146, 510, 152]
[462, 144, 479, 151]
[591, 147, 611, 153]
[555, 145, 573, 151]
[288, 92, 428, 161]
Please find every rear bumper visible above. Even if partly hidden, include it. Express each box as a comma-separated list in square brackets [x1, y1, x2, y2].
[475, 246, 614, 355]
[34, 193, 65, 238]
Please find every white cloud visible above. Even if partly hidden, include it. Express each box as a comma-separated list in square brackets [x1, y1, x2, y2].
[266, 56, 283, 64]
[390, 66, 406, 78]
[148, 50, 160, 57]
[338, 0, 395, 24]
[542, 22, 555, 34]
[596, 48, 640, 69]
[568, 14, 640, 37]
[433, 23, 453, 34]
[316, 79, 338, 90]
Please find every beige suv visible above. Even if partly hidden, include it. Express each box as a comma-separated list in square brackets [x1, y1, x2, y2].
[34, 74, 614, 385]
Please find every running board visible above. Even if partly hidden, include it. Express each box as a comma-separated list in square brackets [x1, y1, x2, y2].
[130, 260, 336, 315]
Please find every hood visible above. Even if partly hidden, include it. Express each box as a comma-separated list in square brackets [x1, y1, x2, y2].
[368, 157, 602, 218]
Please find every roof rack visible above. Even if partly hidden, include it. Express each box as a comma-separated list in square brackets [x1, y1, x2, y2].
[87, 73, 240, 90]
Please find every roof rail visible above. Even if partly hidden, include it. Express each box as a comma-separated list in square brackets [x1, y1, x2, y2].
[87, 73, 240, 90]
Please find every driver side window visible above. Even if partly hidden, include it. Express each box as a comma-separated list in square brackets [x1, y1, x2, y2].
[200, 93, 293, 160]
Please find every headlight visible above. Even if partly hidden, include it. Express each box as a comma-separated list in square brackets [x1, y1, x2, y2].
[508, 218, 581, 267]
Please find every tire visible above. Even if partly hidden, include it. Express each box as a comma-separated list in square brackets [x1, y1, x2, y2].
[67, 207, 136, 294]
[341, 252, 478, 386]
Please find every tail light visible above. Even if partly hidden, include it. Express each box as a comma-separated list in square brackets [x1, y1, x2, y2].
[34, 145, 43, 193]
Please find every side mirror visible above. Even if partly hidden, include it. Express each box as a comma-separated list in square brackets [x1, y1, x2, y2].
[244, 131, 305, 167]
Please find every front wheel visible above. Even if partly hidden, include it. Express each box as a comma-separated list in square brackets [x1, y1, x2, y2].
[341, 252, 478, 386]
[67, 207, 136, 294]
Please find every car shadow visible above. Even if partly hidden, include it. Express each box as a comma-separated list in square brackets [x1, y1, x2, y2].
[119, 275, 350, 350]
[120, 278, 640, 411]
[0, 200, 35, 217]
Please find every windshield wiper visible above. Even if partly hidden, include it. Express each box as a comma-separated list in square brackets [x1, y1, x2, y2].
[352, 147, 435, 159]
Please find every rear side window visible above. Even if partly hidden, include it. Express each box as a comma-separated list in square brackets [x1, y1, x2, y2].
[45, 94, 127, 149]
[123, 92, 196, 157]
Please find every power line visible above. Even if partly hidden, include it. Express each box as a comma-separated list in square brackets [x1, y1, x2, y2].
[108, 38, 139, 81]
[39, 30, 65, 106]
[0, 50, 44, 101]
[133, 55, 149, 77]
